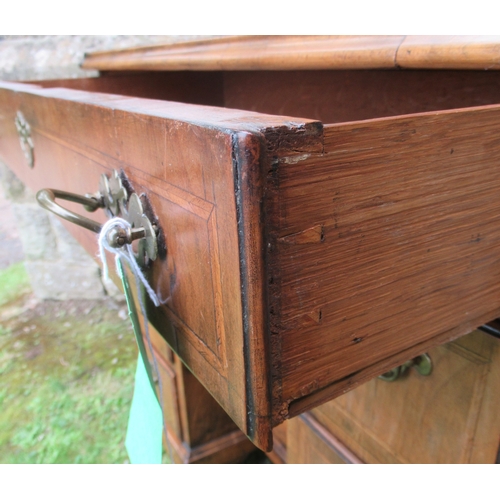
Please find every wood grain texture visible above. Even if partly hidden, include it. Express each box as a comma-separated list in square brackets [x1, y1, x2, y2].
[397, 36, 500, 70]
[285, 307, 500, 419]
[33, 72, 224, 107]
[82, 35, 404, 72]
[153, 344, 257, 463]
[82, 36, 500, 72]
[29, 70, 500, 127]
[232, 132, 273, 449]
[266, 422, 287, 464]
[287, 413, 363, 464]
[268, 104, 500, 420]
[309, 331, 500, 463]
[224, 70, 500, 124]
[0, 83, 237, 445]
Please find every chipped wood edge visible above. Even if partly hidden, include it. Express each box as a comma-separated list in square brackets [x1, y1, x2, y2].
[232, 120, 324, 451]
[233, 131, 273, 451]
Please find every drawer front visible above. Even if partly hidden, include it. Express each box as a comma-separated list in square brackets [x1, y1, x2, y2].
[0, 80, 320, 451]
[0, 85, 241, 433]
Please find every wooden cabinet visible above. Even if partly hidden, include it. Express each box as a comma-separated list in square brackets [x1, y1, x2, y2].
[2, 36, 500, 455]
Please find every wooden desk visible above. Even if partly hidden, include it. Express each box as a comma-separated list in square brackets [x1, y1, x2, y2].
[1, 36, 500, 460]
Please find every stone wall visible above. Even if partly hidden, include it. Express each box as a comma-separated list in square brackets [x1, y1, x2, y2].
[0, 35, 221, 81]
[0, 35, 220, 300]
[0, 161, 113, 300]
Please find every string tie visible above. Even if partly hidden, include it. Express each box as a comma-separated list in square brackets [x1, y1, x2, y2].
[97, 217, 160, 307]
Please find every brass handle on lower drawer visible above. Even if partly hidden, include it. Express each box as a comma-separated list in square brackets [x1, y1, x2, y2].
[36, 188, 146, 248]
[378, 353, 433, 382]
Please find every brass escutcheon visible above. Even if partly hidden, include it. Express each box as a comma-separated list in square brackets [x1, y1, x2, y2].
[36, 170, 159, 264]
[15, 111, 34, 168]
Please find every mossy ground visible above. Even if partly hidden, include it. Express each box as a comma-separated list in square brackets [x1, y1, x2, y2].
[0, 262, 138, 463]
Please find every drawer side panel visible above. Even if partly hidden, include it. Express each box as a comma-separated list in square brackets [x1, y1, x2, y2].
[273, 105, 500, 410]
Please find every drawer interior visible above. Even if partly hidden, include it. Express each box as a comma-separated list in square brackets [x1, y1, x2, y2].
[34, 69, 500, 124]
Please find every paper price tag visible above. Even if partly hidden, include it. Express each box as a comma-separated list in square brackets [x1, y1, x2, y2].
[118, 259, 163, 464]
[125, 353, 163, 464]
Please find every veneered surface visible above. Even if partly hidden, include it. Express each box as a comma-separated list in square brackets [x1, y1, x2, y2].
[0, 81, 263, 446]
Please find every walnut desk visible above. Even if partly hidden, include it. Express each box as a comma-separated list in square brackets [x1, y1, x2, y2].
[1, 36, 500, 461]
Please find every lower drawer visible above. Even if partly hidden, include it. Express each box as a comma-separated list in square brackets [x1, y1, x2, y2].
[287, 414, 362, 464]
[2, 69, 500, 450]
[309, 330, 500, 463]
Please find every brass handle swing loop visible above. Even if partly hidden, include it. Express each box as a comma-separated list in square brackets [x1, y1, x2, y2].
[36, 188, 103, 233]
[36, 188, 146, 248]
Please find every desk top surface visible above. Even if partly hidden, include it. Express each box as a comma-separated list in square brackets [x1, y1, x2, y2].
[82, 35, 500, 72]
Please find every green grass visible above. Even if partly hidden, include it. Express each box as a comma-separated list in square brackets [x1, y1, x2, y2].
[4, 370, 134, 463]
[0, 262, 30, 307]
[0, 262, 138, 463]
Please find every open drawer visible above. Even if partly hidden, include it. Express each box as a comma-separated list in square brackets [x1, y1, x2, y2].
[2, 46, 500, 450]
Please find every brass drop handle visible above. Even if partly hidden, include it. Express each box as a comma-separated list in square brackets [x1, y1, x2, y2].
[378, 353, 433, 382]
[36, 188, 146, 248]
